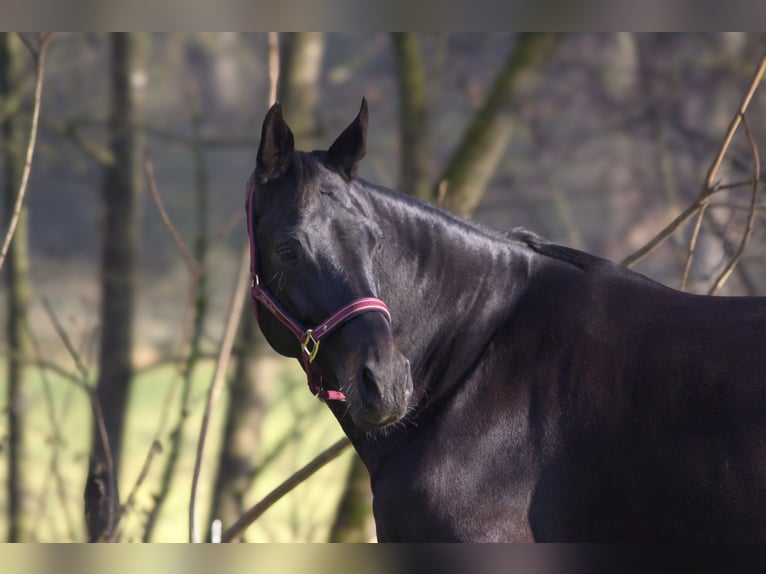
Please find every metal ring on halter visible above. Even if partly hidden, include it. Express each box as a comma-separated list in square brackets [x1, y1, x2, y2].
[301, 329, 320, 363]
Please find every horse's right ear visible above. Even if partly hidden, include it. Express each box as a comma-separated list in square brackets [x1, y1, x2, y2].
[256, 102, 295, 183]
[326, 97, 368, 180]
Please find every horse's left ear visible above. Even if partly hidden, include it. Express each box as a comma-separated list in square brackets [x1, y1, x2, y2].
[256, 102, 295, 184]
[327, 97, 368, 180]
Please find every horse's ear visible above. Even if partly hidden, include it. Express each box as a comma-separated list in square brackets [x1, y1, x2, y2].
[256, 102, 295, 183]
[326, 97, 368, 180]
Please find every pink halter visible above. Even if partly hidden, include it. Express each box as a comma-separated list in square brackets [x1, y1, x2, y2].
[247, 181, 392, 401]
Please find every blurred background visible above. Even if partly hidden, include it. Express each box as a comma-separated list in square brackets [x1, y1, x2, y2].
[1, 32, 765, 542]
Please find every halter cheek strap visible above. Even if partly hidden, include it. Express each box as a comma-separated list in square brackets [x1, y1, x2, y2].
[247, 181, 392, 402]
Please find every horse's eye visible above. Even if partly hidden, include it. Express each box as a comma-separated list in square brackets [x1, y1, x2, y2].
[275, 244, 297, 261]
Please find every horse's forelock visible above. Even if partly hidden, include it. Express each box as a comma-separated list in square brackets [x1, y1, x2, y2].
[293, 152, 322, 208]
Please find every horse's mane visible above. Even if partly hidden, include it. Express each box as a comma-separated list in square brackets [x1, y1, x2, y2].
[506, 226, 661, 285]
[351, 169, 642, 280]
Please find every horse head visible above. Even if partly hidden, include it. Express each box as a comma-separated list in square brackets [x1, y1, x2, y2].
[248, 99, 413, 430]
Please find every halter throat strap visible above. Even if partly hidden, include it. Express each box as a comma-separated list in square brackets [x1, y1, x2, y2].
[246, 180, 392, 401]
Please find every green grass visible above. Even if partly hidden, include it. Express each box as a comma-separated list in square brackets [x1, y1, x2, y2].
[0, 356, 351, 542]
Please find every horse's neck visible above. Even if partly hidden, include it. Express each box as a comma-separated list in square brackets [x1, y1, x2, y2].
[373, 189, 531, 405]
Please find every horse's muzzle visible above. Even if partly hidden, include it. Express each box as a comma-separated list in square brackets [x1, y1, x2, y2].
[352, 354, 412, 430]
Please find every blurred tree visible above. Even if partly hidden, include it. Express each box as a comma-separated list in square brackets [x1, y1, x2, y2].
[392, 33, 430, 201]
[436, 33, 559, 218]
[1, 32, 31, 543]
[328, 449, 375, 542]
[85, 33, 146, 542]
[277, 33, 324, 142]
[688, 33, 748, 295]
[206, 313, 271, 540]
[142, 69, 211, 542]
[327, 32, 433, 544]
[325, 32, 433, 544]
[207, 32, 327, 539]
[327, 33, 562, 543]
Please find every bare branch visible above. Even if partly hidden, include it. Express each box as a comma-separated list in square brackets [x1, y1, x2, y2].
[702, 59, 766, 192]
[268, 32, 279, 105]
[189, 30, 282, 544]
[621, 54, 766, 268]
[221, 437, 351, 542]
[141, 74, 214, 542]
[41, 296, 117, 536]
[679, 202, 709, 292]
[188, 244, 252, 543]
[41, 117, 116, 167]
[713, 178, 761, 192]
[16, 33, 38, 59]
[41, 298, 90, 383]
[437, 179, 448, 208]
[210, 208, 244, 250]
[144, 156, 200, 277]
[0, 33, 53, 270]
[109, 439, 162, 542]
[621, 198, 709, 268]
[708, 113, 761, 295]
[23, 321, 79, 541]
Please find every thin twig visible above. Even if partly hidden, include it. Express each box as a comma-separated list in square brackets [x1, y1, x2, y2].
[246, 402, 326, 489]
[708, 202, 766, 212]
[437, 179, 449, 208]
[679, 202, 709, 291]
[708, 113, 761, 295]
[132, 352, 217, 376]
[702, 58, 766, 192]
[41, 298, 90, 384]
[268, 32, 279, 105]
[109, 439, 162, 542]
[16, 33, 38, 59]
[42, 114, 259, 149]
[145, 155, 200, 277]
[135, 280, 197, 542]
[41, 117, 116, 166]
[41, 296, 116, 535]
[210, 208, 244, 250]
[23, 322, 79, 542]
[24, 357, 84, 386]
[188, 244, 252, 543]
[141, 74, 213, 542]
[621, 198, 708, 267]
[221, 437, 351, 542]
[714, 178, 761, 192]
[621, 54, 766, 268]
[0, 33, 53, 271]
[189, 30, 282, 544]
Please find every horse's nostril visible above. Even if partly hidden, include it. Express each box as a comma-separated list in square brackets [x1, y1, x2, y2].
[360, 365, 382, 406]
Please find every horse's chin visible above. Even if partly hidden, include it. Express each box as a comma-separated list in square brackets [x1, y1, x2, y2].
[329, 351, 413, 431]
[351, 409, 405, 431]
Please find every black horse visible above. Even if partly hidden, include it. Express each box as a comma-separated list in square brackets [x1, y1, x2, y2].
[247, 99, 766, 542]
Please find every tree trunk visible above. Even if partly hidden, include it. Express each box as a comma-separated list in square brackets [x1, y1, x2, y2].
[1, 32, 31, 543]
[207, 32, 327, 540]
[328, 454, 375, 542]
[85, 32, 146, 542]
[206, 312, 269, 539]
[277, 33, 324, 142]
[437, 33, 559, 219]
[328, 33, 431, 544]
[141, 68, 211, 543]
[391, 33, 430, 202]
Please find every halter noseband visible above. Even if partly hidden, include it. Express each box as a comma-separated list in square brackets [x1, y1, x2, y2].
[247, 180, 392, 401]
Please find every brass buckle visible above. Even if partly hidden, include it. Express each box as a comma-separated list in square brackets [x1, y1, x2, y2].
[301, 330, 320, 363]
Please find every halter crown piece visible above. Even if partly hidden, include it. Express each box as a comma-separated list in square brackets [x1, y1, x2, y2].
[247, 181, 392, 401]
